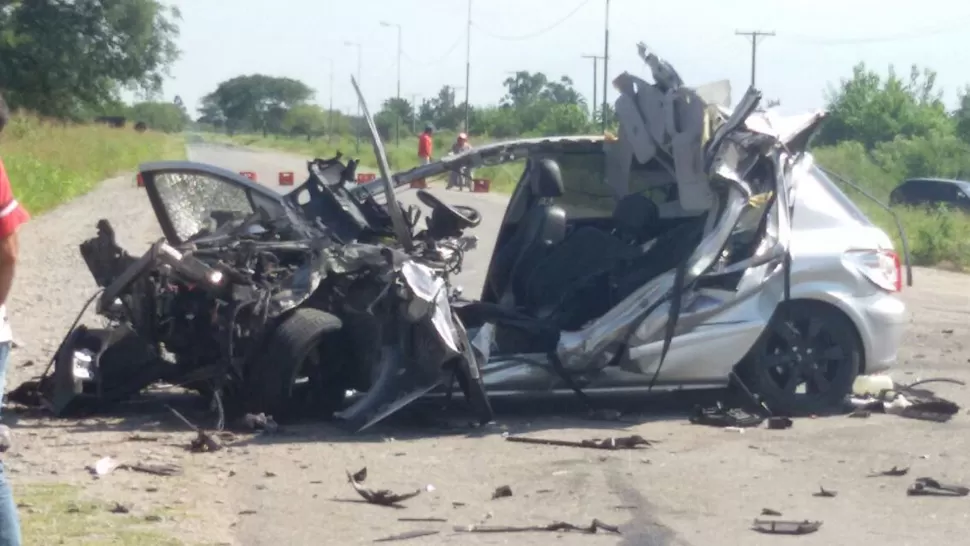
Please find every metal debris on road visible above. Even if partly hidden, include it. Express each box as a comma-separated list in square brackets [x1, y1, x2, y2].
[353, 467, 368, 482]
[398, 517, 447, 523]
[491, 485, 513, 500]
[374, 530, 441, 542]
[752, 519, 822, 535]
[127, 463, 183, 477]
[689, 403, 765, 428]
[241, 412, 279, 433]
[109, 502, 131, 514]
[766, 416, 793, 430]
[347, 468, 422, 507]
[907, 477, 970, 497]
[454, 518, 621, 535]
[813, 486, 837, 498]
[166, 405, 222, 452]
[504, 434, 652, 450]
[868, 466, 909, 477]
[761, 508, 782, 516]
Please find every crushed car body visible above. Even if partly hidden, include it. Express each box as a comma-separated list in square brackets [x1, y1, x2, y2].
[12, 43, 912, 431]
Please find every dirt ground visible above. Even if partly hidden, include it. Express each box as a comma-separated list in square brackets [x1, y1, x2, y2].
[4, 143, 970, 546]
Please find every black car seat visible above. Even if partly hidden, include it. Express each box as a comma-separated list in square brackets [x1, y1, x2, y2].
[488, 158, 567, 305]
[520, 193, 661, 321]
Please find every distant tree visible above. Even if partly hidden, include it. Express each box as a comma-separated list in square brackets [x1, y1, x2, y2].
[200, 75, 315, 135]
[540, 76, 585, 108]
[130, 101, 189, 133]
[375, 97, 416, 141]
[501, 71, 549, 108]
[0, 0, 181, 118]
[952, 86, 970, 145]
[282, 104, 328, 140]
[816, 63, 952, 149]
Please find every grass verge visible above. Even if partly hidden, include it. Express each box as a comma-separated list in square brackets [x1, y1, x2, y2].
[17, 482, 182, 546]
[3, 115, 186, 216]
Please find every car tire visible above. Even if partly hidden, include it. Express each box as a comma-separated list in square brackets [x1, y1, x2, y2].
[740, 300, 862, 416]
[246, 308, 345, 422]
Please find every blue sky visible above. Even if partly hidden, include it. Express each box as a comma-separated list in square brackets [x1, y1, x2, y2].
[158, 0, 970, 117]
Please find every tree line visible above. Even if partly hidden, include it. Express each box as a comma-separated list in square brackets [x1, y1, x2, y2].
[0, 0, 188, 132]
[4, 0, 970, 198]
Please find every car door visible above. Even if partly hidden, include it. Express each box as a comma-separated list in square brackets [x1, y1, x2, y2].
[138, 161, 289, 246]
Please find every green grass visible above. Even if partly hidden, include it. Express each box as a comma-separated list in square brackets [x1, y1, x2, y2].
[17, 483, 183, 546]
[2, 114, 186, 215]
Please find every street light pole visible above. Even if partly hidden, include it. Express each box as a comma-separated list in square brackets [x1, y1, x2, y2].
[601, 0, 610, 132]
[380, 21, 403, 146]
[463, 0, 471, 132]
[344, 40, 362, 152]
[324, 57, 334, 143]
[581, 54, 603, 122]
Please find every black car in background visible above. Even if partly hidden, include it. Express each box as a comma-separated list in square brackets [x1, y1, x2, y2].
[889, 178, 970, 211]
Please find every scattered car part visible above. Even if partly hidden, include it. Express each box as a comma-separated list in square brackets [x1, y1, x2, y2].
[847, 409, 871, 418]
[347, 468, 422, 507]
[907, 477, 970, 497]
[454, 518, 620, 535]
[813, 486, 837, 498]
[767, 416, 793, 430]
[689, 403, 764, 428]
[374, 530, 441, 542]
[504, 435, 652, 450]
[761, 508, 782, 516]
[491, 485, 513, 500]
[166, 405, 222, 453]
[398, 518, 447, 523]
[869, 466, 909, 477]
[752, 519, 822, 535]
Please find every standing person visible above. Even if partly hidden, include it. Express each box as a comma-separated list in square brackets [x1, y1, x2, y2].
[0, 92, 27, 546]
[446, 133, 473, 191]
[417, 124, 434, 165]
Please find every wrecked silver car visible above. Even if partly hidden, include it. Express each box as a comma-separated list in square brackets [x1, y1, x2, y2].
[15, 44, 912, 431]
[357, 43, 912, 419]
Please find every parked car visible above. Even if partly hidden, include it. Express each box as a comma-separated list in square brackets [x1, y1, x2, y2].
[889, 178, 970, 211]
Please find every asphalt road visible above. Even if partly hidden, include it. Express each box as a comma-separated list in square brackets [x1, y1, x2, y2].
[6, 141, 970, 546]
[186, 143, 970, 546]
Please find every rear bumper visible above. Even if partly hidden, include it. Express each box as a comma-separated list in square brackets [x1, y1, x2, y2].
[854, 292, 907, 374]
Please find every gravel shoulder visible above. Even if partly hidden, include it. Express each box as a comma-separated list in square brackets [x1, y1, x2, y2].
[3, 143, 970, 546]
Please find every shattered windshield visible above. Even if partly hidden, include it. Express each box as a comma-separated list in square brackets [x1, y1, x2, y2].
[153, 172, 255, 242]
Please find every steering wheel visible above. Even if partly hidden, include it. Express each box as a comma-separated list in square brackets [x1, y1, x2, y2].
[416, 189, 482, 229]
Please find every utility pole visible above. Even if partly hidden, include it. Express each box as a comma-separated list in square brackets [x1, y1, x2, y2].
[735, 30, 775, 88]
[601, 0, 610, 132]
[463, 0, 472, 132]
[380, 21, 403, 146]
[325, 57, 334, 143]
[581, 54, 604, 121]
[410, 93, 419, 134]
[344, 41, 363, 152]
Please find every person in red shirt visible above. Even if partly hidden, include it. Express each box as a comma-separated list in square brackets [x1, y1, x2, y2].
[0, 91, 26, 546]
[417, 123, 434, 165]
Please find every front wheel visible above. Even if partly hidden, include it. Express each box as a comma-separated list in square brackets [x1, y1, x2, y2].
[246, 308, 346, 421]
[740, 300, 862, 416]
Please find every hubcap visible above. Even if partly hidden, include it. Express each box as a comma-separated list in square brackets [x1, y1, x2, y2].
[764, 316, 845, 397]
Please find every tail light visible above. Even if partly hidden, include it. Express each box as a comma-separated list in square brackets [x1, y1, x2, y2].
[843, 249, 902, 292]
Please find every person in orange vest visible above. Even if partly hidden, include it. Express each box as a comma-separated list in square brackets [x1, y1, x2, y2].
[417, 124, 434, 165]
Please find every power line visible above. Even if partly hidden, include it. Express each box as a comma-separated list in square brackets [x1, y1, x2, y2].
[735, 30, 774, 88]
[401, 35, 464, 67]
[782, 16, 970, 46]
[472, 0, 592, 41]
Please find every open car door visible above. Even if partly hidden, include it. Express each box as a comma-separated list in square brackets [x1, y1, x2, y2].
[138, 161, 294, 246]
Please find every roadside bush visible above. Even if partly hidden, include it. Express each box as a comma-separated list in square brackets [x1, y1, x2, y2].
[2, 114, 185, 215]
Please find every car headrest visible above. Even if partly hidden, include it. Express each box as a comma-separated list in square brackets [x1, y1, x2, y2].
[531, 158, 564, 198]
[612, 193, 659, 243]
